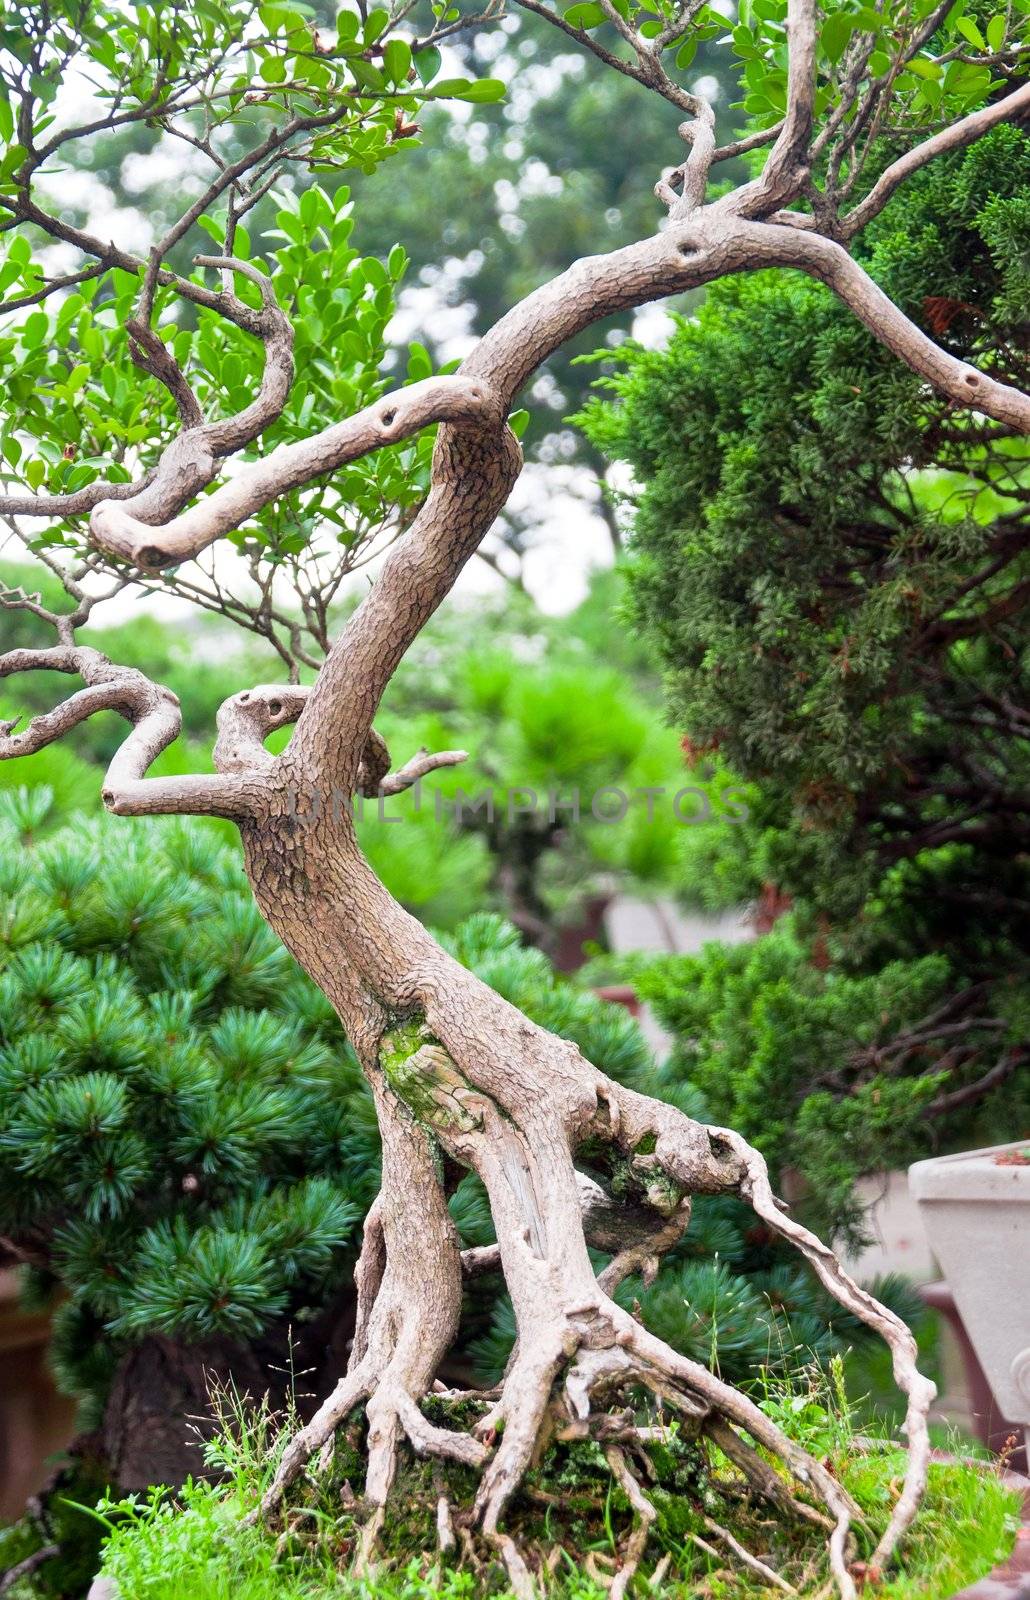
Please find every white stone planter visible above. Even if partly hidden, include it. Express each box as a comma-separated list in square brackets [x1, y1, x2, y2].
[910, 1140, 1030, 1460]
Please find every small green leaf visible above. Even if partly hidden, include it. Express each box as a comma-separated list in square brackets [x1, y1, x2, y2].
[985, 12, 1006, 48]
[407, 342, 432, 380]
[383, 38, 411, 83]
[820, 11, 854, 63]
[452, 77, 506, 102]
[955, 15, 985, 47]
[362, 255, 389, 288]
[905, 54, 942, 78]
[563, 2, 606, 26]
[675, 35, 697, 69]
[413, 46, 441, 84]
[349, 58, 386, 90]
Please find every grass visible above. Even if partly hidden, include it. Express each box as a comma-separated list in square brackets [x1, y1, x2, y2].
[45, 1362, 1019, 1600]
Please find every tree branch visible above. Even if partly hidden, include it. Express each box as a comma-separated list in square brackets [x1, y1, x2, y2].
[742, 218, 1030, 431]
[0, 645, 250, 819]
[510, 0, 697, 113]
[924, 1048, 1027, 1119]
[721, 0, 817, 217]
[88, 374, 500, 569]
[842, 81, 1030, 239]
[0, 257, 294, 528]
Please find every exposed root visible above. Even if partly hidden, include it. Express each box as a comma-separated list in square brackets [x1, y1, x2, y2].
[605, 1444, 656, 1600]
[700, 1513, 799, 1595]
[717, 1125, 935, 1573]
[705, 1416, 834, 1532]
[436, 1488, 456, 1555]
[258, 1364, 371, 1520]
[649, 1552, 671, 1588]
[474, 1334, 568, 1533]
[491, 1532, 534, 1600]
[355, 1502, 386, 1575]
[257, 1046, 935, 1600]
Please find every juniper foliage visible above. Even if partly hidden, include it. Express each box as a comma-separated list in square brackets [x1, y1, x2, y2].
[578, 130, 1030, 1232]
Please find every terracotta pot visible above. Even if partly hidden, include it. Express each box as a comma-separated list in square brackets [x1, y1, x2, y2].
[0, 1270, 76, 1520]
[591, 983, 641, 1016]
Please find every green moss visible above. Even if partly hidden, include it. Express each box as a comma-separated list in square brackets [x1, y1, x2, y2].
[69, 1377, 1021, 1600]
[0, 1452, 110, 1598]
[380, 1027, 485, 1134]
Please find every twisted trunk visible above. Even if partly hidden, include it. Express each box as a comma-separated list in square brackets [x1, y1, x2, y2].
[213, 643, 934, 1596]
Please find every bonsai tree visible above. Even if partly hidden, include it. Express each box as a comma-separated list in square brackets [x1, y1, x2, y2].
[577, 125, 1030, 1235]
[1, 0, 1028, 1591]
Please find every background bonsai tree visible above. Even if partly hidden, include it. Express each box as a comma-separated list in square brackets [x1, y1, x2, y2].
[0, 0, 1028, 1592]
[578, 125, 1030, 1237]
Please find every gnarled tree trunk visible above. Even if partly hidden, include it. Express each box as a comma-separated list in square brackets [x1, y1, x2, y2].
[7, 8, 1030, 1587]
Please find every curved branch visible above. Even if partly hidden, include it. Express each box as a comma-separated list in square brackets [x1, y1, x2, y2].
[190, 257, 295, 455]
[925, 1047, 1027, 1118]
[841, 81, 1030, 238]
[378, 746, 468, 796]
[88, 374, 499, 569]
[721, 0, 816, 218]
[743, 218, 1030, 431]
[510, 0, 697, 114]
[0, 645, 250, 819]
[715, 1125, 936, 1574]
[0, 257, 293, 529]
[657, 107, 717, 216]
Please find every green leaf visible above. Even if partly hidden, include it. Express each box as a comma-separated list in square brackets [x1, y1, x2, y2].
[349, 58, 386, 90]
[905, 54, 942, 78]
[508, 408, 530, 438]
[453, 77, 506, 102]
[985, 12, 1006, 48]
[383, 37, 411, 83]
[413, 46, 441, 84]
[259, 53, 286, 83]
[407, 342, 432, 380]
[955, 15, 985, 47]
[362, 255, 389, 288]
[563, 2, 606, 26]
[820, 11, 854, 63]
[363, 7, 390, 42]
[675, 35, 697, 70]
